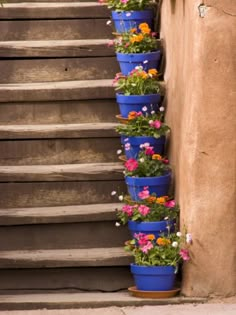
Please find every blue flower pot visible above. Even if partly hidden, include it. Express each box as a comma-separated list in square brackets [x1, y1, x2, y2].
[116, 93, 161, 118]
[125, 172, 171, 201]
[130, 264, 176, 291]
[128, 220, 173, 238]
[116, 51, 161, 75]
[111, 10, 154, 33]
[121, 135, 166, 159]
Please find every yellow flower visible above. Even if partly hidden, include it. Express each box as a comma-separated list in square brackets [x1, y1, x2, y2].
[147, 234, 155, 241]
[157, 237, 171, 246]
[152, 154, 162, 160]
[148, 69, 158, 76]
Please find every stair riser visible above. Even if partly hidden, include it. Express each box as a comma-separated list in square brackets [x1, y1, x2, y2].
[0, 100, 118, 125]
[0, 20, 111, 41]
[0, 221, 129, 250]
[0, 181, 126, 208]
[0, 58, 119, 83]
[0, 138, 121, 165]
[0, 267, 132, 292]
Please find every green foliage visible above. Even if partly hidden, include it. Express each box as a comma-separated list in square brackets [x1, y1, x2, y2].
[114, 66, 160, 95]
[112, 23, 157, 54]
[101, 0, 153, 11]
[116, 113, 170, 137]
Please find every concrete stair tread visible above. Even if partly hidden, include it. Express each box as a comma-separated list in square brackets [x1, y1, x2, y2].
[0, 162, 124, 182]
[0, 247, 132, 268]
[0, 122, 119, 139]
[0, 292, 207, 310]
[0, 203, 121, 225]
[0, 39, 115, 57]
[0, 79, 115, 102]
[0, 3, 110, 19]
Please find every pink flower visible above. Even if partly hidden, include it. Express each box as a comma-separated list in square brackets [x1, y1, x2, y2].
[121, 205, 134, 216]
[149, 120, 162, 129]
[145, 146, 155, 155]
[165, 200, 176, 208]
[138, 205, 150, 216]
[141, 241, 153, 254]
[138, 188, 150, 200]
[125, 158, 138, 171]
[121, 0, 128, 3]
[163, 159, 169, 164]
[179, 249, 190, 261]
[125, 143, 131, 151]
[107, 40, 114, 47]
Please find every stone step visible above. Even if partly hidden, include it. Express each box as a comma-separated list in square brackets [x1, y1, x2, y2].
[0, 203, 121, 225]
[0, 162, 123, 182]
[0, 18, 111, 41]
[0, 247, 132, 268]
[0, 39, 115, 58]
[0, 79, 115, 102]
[0, 56, 119, 83]
[0, 123, 121, 165]
[0, 267, 132, 292]
[0, 292, 207, 310]
[0, 99, 118, 125]
[0, 213, 128, 251]
[0, 3, 110, 19]
[0, 163, 126, 208]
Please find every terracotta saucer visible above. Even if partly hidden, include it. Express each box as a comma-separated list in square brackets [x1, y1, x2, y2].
[128, 286, 180, 299]
[116, 114, 129, 124]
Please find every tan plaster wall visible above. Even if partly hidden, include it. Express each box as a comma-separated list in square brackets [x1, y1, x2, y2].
[160, 0, 236, 297]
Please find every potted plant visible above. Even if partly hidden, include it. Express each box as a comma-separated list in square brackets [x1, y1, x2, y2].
[124, 145, 171, 200]
[113, 66, 161, 118]
[116, 189, 179, 238]
[125, 231, 192, 291]
[111, 24, 161, 74]
[116, 112, 170, 159]
[99, 0, 155, 33]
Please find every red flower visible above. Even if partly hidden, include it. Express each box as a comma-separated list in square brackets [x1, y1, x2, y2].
[125, 158, 139, 171]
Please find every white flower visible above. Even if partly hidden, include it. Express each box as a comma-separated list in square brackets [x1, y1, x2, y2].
[118, 195, 124, 201]
[131, 83, 136, 86]
[176, 232, 182, 237]
[115, 222, 121, 227]
[159, 106, 165, 112]
[111, 191, 116, 196]
[151, 110, 156, 114]
[135, 65, 143, 70]
[123, 170, 126, 174]
[172, 241, 178, 248]
[124, 138, 129, 142]
[142, 106, 148, 112]
[164, 216, 169, 220]
[143, 60, 148, 64]
[139, 158, 144, 163]
[143, 142, 150, 148]
[149, 120, 153, 124]
[117, 149, 122, 155]
[186, 233, 192, 243]
[140, 144, 144, 149]
[106, 20, 112, 25]
[125, 143, 131, 151]
[126, 12, 131, 17]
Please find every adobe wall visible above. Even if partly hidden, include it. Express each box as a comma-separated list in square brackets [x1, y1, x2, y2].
[160, 0, 236, 296]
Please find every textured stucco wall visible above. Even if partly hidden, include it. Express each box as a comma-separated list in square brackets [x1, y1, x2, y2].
[160, 0, 236, 297]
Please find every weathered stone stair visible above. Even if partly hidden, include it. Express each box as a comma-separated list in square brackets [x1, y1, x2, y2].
[0, 1, 133, 294]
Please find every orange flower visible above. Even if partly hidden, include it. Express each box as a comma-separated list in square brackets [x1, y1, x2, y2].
[130, 28, 137, 33]
[147, 196, 156, 203]
[130, 34, 144, 43]
[152, 154, 162, 160]
[157, 237, 171, 246]
[148, 69, 158, 76]
[139, 23, 151, 34]
[156, 196, 168, 204]
[147, 234, 155, 241]
[128, 111, 138, 120]
[140, 71, 148, 79]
